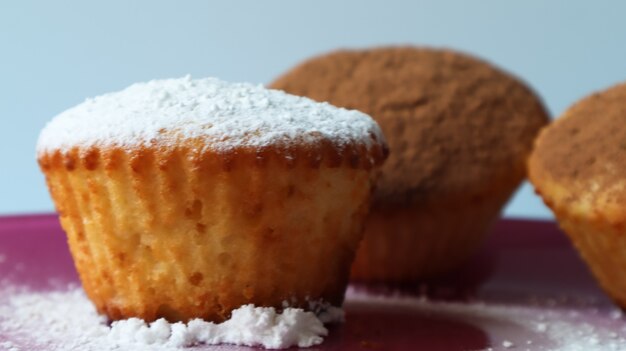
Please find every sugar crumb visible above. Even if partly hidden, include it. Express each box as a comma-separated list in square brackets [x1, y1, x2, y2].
[610, 310, 623, 320]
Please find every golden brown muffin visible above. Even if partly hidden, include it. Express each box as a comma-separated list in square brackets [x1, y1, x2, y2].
[37, 77, 387, 322]
[529, 82, 626, 307]
[270, 47, 549, 282]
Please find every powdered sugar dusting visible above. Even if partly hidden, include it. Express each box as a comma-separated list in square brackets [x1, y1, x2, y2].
[0, 341, 18, 351]
[345, 288, 626, 351]
[108, 305, 328, 349]
[3, 285, 626, 350]
[36, 76, 384, 154]
[0, 286, 339, 350]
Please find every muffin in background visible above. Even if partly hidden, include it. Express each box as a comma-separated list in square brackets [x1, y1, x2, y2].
[529, 82, 626, 307]
[271, 47, 550, 282]
[37, 76, 387, 322]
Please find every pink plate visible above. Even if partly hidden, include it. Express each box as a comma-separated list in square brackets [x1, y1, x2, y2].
[0, 215, 624, 350]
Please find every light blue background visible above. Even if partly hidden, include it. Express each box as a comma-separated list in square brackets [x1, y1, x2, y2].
[1, 1, 625, 218]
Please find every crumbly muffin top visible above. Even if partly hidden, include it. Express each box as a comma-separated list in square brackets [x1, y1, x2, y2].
[37, 76, 384, 154]
[533, 82, 626, 192]
[271, 47, 550, 205]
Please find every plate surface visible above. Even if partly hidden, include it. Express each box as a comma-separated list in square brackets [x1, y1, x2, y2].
[0, 215, 623, 350]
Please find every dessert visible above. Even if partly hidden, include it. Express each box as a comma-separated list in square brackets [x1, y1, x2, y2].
[36, 76, 387, 322]
[270, 47, 549, 282]
[529, 82, 626, 307]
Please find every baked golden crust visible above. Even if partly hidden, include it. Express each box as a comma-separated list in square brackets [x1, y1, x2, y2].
[529, 82, 626, 308]
[39, 141, 382, 322]
[38, 135, 388, 173]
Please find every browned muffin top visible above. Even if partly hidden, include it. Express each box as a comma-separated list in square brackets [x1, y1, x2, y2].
[533, 82, 626, 192]
[270, 47, 549, 206]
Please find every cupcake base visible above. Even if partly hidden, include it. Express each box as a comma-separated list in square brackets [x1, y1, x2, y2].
[40, 145, 376, 322]
[351, 174, 520, 282]
[531, 175, 626, 309]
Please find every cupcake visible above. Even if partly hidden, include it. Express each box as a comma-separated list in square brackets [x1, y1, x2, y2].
[270, 47, 549, 282]
[36, 76, 387, 322]
[529, 82, 626, 307]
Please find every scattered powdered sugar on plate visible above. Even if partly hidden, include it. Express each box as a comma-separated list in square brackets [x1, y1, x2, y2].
[0, 341, 18, 351]
[36, 76, 384, 154]
[345, 288, 626, 351]
[3, 284, 626, 350]
[0, 286, 342, 350]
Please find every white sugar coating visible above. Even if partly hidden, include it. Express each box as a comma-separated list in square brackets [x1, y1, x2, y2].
[0, 341, 18, 351]
[109, 305, 328, 349]
[36, 76, 384, 154]
[0, 286, 340, 350]
[4, 285, 626, 350]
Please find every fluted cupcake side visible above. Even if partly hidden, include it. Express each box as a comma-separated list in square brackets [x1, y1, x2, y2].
[529, 165, 626, 309]
[351, 168, 520, 281]
[38, 143, 380, 322]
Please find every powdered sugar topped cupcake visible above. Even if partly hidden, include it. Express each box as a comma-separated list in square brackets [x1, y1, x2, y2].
[37, 76, 387, 322]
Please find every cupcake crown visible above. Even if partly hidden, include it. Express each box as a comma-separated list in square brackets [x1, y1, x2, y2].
[37, 76, 385, 156]
[270, 47, 549, 205]
[532, 82, 626, 194]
